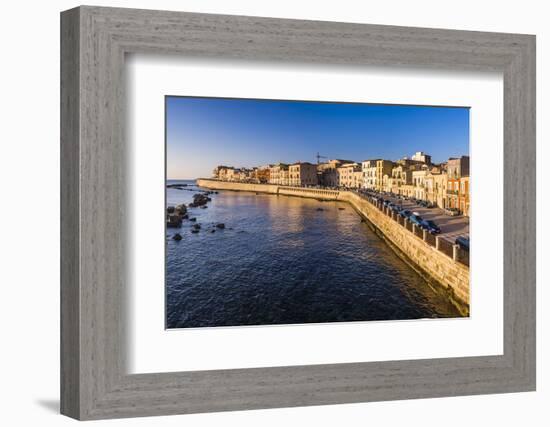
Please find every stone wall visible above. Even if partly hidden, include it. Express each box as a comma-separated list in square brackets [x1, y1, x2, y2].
[340, 192, 469, 310]
[278, 186, 341, 201]
[196, 179, 279, 194]
[195, 179, 341, 200]
[196, 179, 469, 312]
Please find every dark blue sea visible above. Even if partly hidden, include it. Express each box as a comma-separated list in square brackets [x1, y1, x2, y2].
[166, 179, 460, 328]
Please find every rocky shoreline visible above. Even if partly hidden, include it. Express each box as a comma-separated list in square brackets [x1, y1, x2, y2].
[166, 188, 225, 239]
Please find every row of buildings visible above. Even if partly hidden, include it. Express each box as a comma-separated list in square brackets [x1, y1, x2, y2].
[212, 152, 470, 216]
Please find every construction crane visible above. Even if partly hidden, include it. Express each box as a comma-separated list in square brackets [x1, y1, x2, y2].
[316, 152, 328, 164]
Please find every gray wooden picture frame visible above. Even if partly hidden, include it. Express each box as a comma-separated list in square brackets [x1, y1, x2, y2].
[60, 5, 536, 420]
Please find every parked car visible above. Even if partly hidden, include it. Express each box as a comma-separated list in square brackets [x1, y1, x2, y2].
[455, 236, 470, 251]
[409, 214, 423, 227]
[424, 201, 435, 208]
[399, 209, 412, 218]
[421, 219, 441, 234]
[444, 207, 460, 216]
[390, 204, 401, 213]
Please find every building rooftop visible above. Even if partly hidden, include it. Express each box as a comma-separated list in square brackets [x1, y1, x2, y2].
[329, 159, 356, 164]
[290, 161, 315, 166]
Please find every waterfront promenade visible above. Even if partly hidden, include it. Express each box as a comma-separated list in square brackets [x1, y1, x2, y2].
[368, 193, 470, 245]
[196, 178, 470, 313]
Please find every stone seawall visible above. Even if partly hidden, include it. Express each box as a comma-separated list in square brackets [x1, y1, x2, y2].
[196, 179, 469, 312]
[340, 192, 469, 310]
[196, 179, 280, 194]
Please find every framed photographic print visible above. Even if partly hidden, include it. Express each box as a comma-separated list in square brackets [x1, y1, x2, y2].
[61, 6, 536, 420]
[165, 97, 470, 330]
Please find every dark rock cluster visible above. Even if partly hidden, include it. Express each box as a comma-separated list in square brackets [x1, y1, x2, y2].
[167, 183, 188, 189]
[167, 191, 227, 239]
[166, 204, 188, 228]
[188, 193, 212, 208]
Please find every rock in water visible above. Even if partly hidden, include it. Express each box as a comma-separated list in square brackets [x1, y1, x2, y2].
[215, 223, 225, 229]
[191, 193, 209, 207]
[166, 213, 182, 228]
[172, 233, 182, 241]
[175, 204, 187, 215]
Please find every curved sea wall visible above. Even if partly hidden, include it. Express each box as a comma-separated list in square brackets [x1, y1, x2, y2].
[340, 191, 469, 310]
[195, 179, 280, 194]
[196, 179, 469, 312]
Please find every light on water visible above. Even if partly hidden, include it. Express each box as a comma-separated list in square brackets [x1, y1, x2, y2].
[166, 180, 460, 328]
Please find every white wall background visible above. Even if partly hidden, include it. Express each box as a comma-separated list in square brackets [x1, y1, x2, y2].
[0, 1, 546, 425]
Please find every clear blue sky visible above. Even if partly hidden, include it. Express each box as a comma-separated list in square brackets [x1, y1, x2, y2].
[166, 96, 469, 179]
